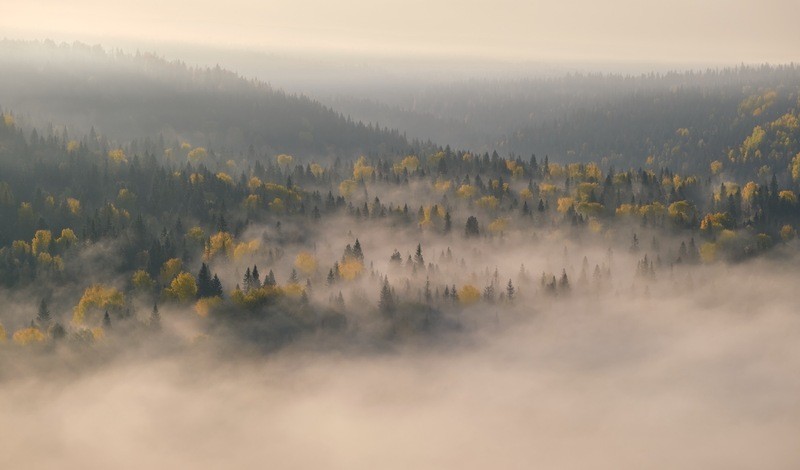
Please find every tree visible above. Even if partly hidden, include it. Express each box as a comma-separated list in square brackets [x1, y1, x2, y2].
[150, 303, 160, 329]
[197, 262, 212, 298]
[103, 310, 112, 329]
[506, 279, 515, 301]
[378, 278, 395, 314]
[243, 267, 253, 292]
[559, 269, 570, 292]
[353, 238, 364, 260]
[37, 297, 51, 325]
[211, 274, 224, 297]
[165, 272, 198, 302]
[424, 277, 432, 303]
[49, 322, 66, 341]
[265, 269, 277, 286]
[444, 211, 452, 233]
[483, 284, 495, 303]
[465, 216, 480, 238]
[414, 243, 424, 267]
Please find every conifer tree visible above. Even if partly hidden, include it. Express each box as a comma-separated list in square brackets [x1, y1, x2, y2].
[379, 278, 395, 314]
[150, 303, 161, 330]
[36, 298, 51, 325]
[197, 262, 212, 298]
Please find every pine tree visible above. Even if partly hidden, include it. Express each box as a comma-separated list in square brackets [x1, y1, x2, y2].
[103, 310, 112, 329]
[506, 279, 515, 301]
[444, 211, 452, 233]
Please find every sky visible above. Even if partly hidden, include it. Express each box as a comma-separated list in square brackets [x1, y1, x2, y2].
[4, 0, 800, 64]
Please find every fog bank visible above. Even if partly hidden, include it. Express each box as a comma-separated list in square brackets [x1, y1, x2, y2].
[2, 256, 799, 469]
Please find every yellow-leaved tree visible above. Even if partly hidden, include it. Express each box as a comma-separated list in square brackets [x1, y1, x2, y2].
[73, 285, 125, 324]
[276, 154, 294, 166]
[56, 228, 78, 251]
[187, 147, 208, 163]
[194, 296, 222, 317]
[31, 230, 52, 256]
[338, 258, 364, 281]
[456, 184, 477, 198]
[459, 285, 481, 305]
[132, 270, 156, 292]
[160, 258, 183, 284]
[13, 327, 46, 345]
[164, 272, 198, 302]
[295, 251, 318, 276]
[353, 156, 374, 180]
[108, 149, 127, 164]
[206, 232, 234, 260]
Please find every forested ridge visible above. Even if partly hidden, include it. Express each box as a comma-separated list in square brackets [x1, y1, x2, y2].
[328, 65, 800, 172]
[1, 98, 800, 349]
[0, 40, 411, 160]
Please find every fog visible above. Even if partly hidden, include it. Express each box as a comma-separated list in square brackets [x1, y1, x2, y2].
[2, 208, 800, 468]
[5, 0, 800, 64]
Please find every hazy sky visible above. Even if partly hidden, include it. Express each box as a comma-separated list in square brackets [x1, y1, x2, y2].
[4, 0, 800, 63]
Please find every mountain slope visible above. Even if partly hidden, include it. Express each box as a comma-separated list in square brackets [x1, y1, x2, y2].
[0, 40, 411, 160]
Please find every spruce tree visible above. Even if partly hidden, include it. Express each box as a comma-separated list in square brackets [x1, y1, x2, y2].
[36, 298, 51, 325]
[150, 303, 161, 330]
[211, 274, 224, 297]
[414, 243, 424, 267]
[379, 278, 395, 314]
[243, 267, 252, 292]
[197, 263, 212, 298]
[506, 279, 515, 301]
[265, 269, 276, 286]
[465, 216, 480, 237]
[353, 238, 364, 260]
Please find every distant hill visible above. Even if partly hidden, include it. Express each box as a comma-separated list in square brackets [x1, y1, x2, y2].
[0, 40, 411, 161]
[324, 67, 800, 172]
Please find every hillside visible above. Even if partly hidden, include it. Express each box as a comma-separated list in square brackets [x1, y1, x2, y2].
[0, 40, 411, 161]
